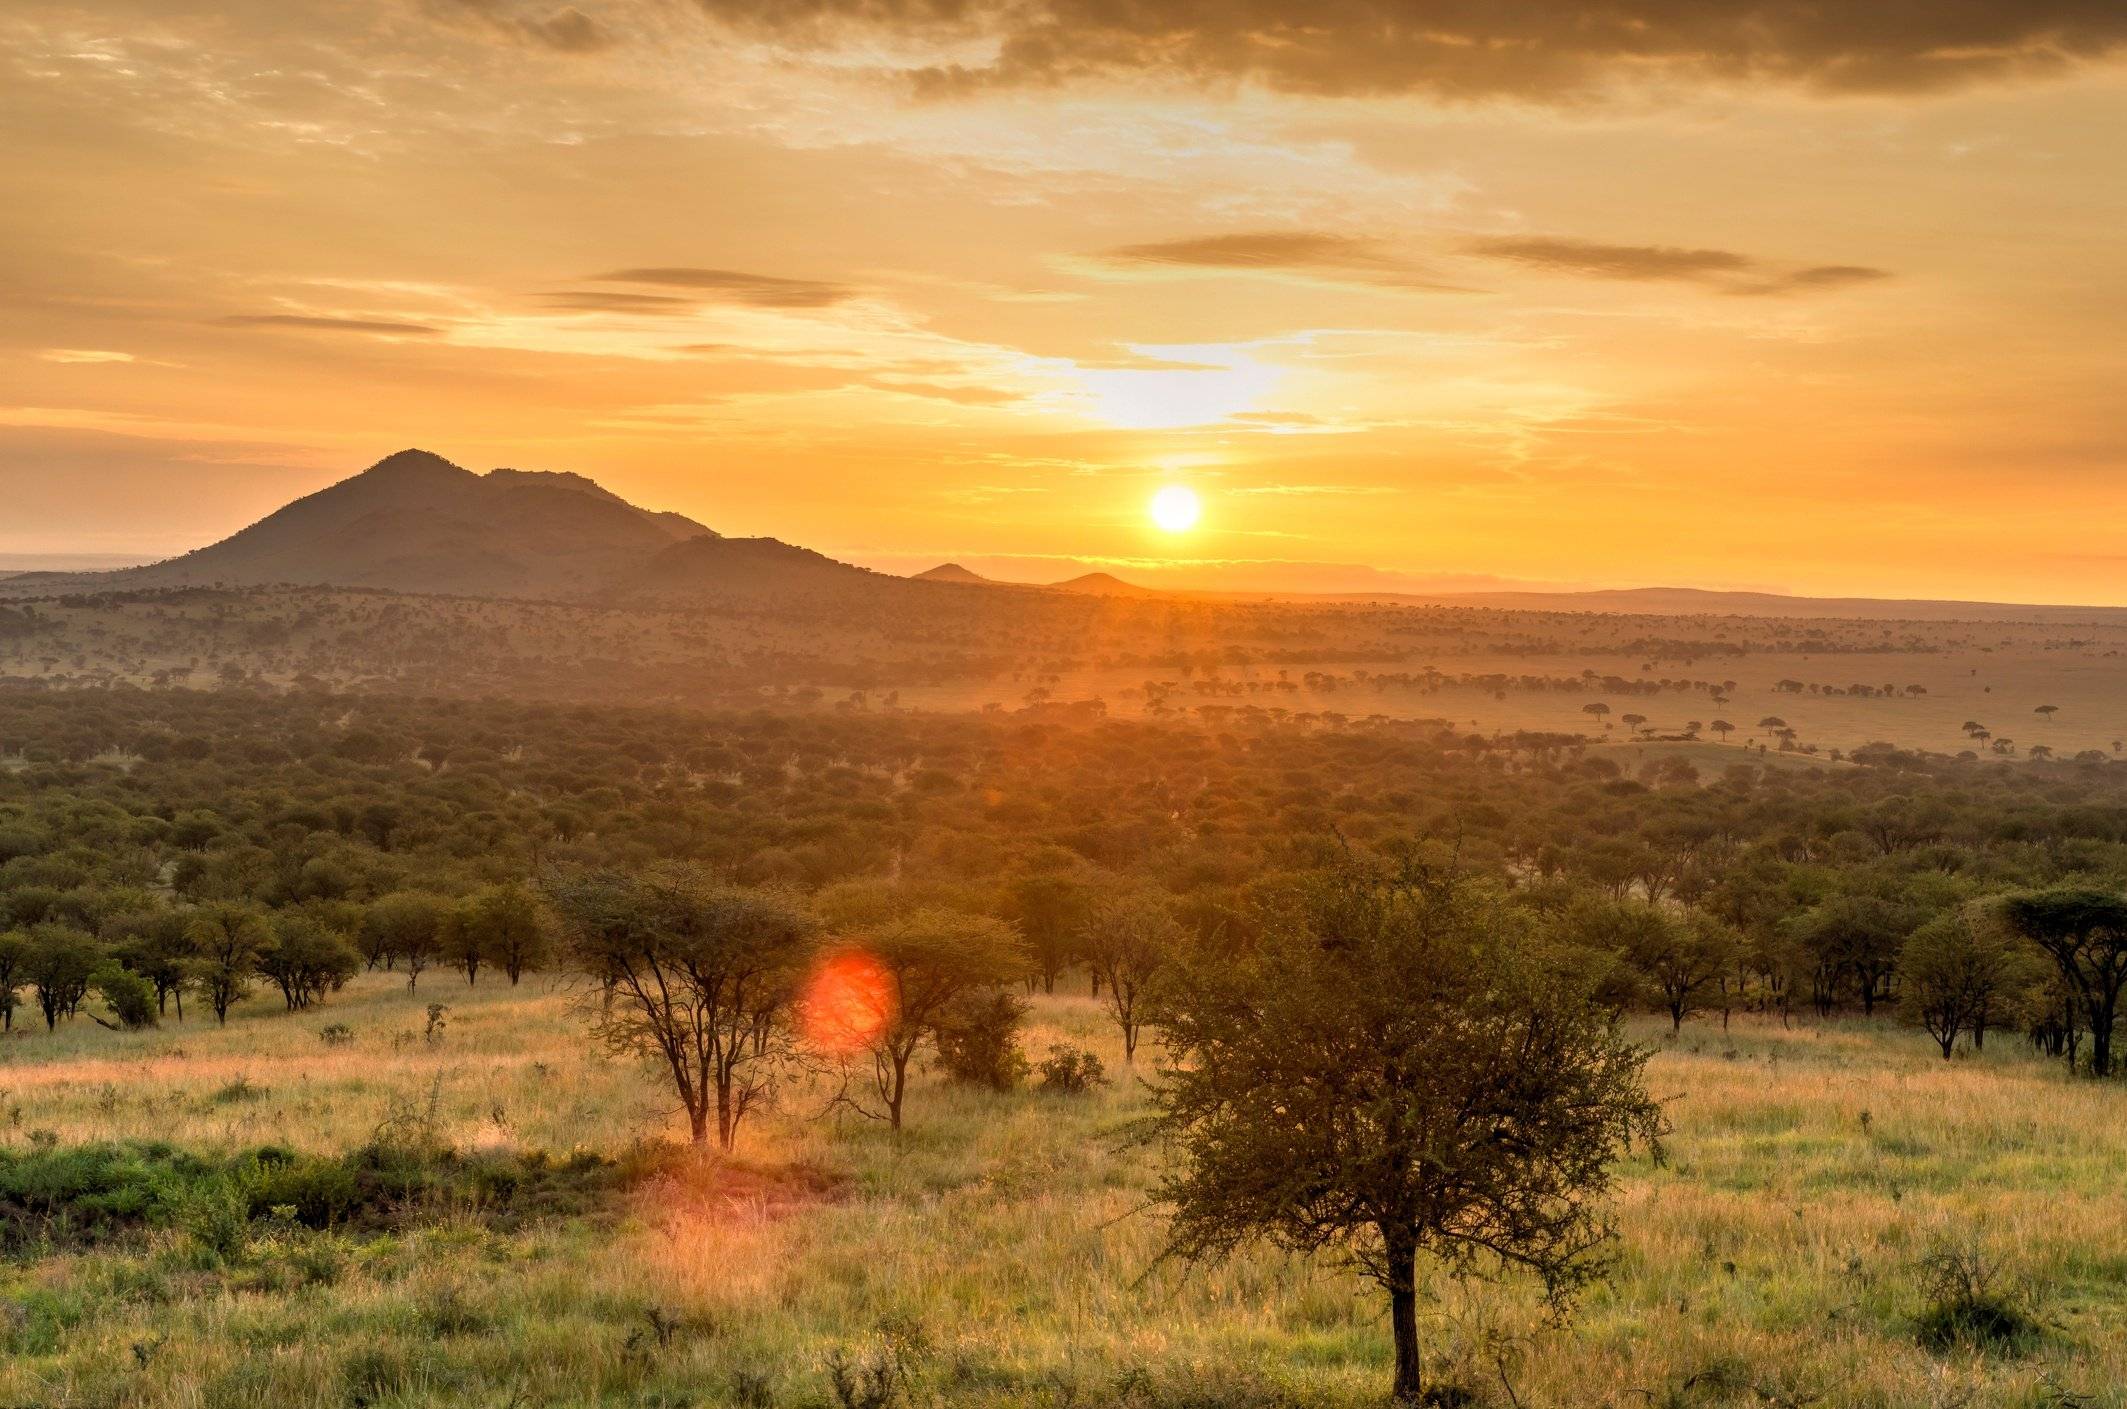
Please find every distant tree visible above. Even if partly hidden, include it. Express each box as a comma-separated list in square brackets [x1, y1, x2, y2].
[848, 910, 1028, 1130]
[1999, 888, 2127, 1078]
[1709, 720, 1735, 743]
[550, 868, 816, 1150]
[259, 912, 361, 1010]
[89, 962, 157, 1030]
[102, 908, 195, 1018]
[187, 902, 270, 1025]
[2035, 704, 2059, 720]
[1793, 893, 1912, 1017]
[1147, 865, 1663, 1403]
[25, 924, 100, 1030]
[0, 929, 24, 1031]
[450, 883, 551, 985]
[1578, 899, 1738, 1034]
[1899, 907, 2028, 1059]
[1006, 871, 1091, 995]
[363, 892, 447, 991]
[1078, 888, 1182, 1062]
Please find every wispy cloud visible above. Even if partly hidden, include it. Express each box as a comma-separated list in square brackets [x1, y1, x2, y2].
[214, 315, 442, 335]
[584, 267, 856, 309]
[1465, 236, 1891, 296]
[1093, 232, 1468, 293]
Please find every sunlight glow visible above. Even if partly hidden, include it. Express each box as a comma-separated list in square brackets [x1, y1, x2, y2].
[1149, 485, 1202, 533]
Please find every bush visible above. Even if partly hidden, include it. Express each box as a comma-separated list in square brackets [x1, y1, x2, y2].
[89, 963, 157, 1030]
[1036, 1044, 1107, 1095]
[1914, 1240, 2042, 1354]
[929, 991, 1030, 1092]
[0, 1139, 630, 1252]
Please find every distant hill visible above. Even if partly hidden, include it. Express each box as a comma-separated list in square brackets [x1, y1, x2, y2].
[16, 450, 719, 601]
[1407, 585, 2127, 623]
[912, 562, 995, 585]
[608, 534, 887, 604]
[1050, 571, 1157, 597]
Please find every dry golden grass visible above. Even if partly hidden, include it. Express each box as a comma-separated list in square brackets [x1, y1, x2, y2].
[4, 973, 2126, 1407]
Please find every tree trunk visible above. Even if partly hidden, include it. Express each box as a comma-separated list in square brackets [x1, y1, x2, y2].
[688, 1102, 711, 1145]
[716, 1080, 736, 1152]
[1384, 1234, 1422, 1401]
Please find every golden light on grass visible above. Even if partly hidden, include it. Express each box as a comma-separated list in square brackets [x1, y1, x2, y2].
[1148, 484, 1202, 533]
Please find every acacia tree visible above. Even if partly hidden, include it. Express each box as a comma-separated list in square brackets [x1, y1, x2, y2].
[102, 909, 195, 1019]
[1006, 871, 1090, 995]
[550, 868, 815, 1151]
[453, 883, 551, 985]
[0, 929, 27, 1032]
[1147, 864, 1663, 1402]
[363, 892, 446, 991]
[851, 909, 1028, 1130]
[187, 903, 270, 1024]
[26, 925, 99, 1030]
[1898, 907, 2028, 1059]
[2000, 888, 2127, 1077]
[258, 912, 361, 1011]
[1576, 898, 1737, 1034]
[1078, 887, 1181, 1062]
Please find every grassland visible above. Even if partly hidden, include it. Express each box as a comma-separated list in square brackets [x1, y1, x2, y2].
[4, 974, 2126, 1408]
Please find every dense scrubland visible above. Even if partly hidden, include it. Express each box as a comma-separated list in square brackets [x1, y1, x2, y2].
[7, 686, 2127, 1405]
[8, 582, 2127, 759]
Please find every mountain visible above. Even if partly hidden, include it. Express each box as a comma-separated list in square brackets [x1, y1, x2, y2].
[71, 450, 718, 600]
[607, 534, 887, 604]
[1050, 571, 1157, 597]
[911, 562, 995, 585]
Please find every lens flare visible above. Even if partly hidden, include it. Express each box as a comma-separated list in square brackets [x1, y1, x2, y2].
[800, 949, 894, 1054]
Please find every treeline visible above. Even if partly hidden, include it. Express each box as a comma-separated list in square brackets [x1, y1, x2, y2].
[7, 688, 2127, 1074]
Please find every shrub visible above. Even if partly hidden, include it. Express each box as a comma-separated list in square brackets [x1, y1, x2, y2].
[1036, 1044, 1107, 1095]
[89, 963, 157, 1030]
[1914, 1239, 2042, 1354]
[929, 991, 1029, 1092]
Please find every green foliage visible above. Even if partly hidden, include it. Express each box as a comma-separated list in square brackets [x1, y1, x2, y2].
[930, 990, 1031, 1092]
[0, 1139, 630, 1254]
[1148, 861, 1665, 1401]
[88, 961, 157, 1030]
[1035, 1043, 1108, 1095]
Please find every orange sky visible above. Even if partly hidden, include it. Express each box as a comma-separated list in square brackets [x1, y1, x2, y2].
[4, 1, 2125, 600]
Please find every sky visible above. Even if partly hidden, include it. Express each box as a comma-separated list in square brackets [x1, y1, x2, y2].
[4, 0, 2125, 600]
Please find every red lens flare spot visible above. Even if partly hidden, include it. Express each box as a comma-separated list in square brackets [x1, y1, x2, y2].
[801, 949, 894, 1054]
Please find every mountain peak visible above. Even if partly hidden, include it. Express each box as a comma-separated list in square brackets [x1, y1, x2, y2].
[362, 448, 474, 480]
[913, 562, 992, 585]
[1051, 570, 1156, 596]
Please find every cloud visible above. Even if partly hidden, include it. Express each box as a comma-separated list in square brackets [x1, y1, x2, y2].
[1730, 264, 1896, 296]
[585, 267, 857, 308]
[1465, 237, 1892, 295]
[437, 0, 618, 53]
[688, 0, 2127, 100]
[1465, 237, 1754, 282]
[540, 290, 701, 314]
[39, 349, 136, 364]
[1095, 232, 1468, 292]
[214, 315, 441, 335]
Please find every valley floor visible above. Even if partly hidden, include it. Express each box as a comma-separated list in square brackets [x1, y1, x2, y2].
[4, 974, 2126, 1407]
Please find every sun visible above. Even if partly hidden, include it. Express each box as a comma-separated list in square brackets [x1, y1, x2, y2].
[1149, 485, 1202, 533]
